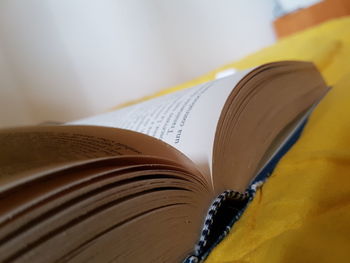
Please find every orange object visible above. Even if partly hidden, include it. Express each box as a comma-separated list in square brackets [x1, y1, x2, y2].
[274, 0, 350, 38]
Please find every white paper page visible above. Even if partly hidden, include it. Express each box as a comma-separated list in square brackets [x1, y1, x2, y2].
[70, 70, 249, 179]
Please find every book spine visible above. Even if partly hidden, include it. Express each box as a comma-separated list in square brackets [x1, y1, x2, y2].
[184, 118, 308, 263]
[184, 190, 251, 263]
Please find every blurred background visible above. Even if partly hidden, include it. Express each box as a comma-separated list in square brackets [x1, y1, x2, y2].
[0, 0, 332, 128]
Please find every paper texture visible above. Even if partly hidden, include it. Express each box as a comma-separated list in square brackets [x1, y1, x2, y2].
[71, 71, 249, 178]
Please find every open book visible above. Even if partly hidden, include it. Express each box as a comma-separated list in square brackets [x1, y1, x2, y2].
[0, 61, 328, 263]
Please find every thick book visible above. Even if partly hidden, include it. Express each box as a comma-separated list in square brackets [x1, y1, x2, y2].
[0, 61, 328, 263]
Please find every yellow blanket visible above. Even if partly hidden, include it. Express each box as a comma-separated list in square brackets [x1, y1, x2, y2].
[205, 17, 350, 263]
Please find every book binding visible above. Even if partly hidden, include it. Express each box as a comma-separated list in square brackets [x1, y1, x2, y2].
[184, 117, 308, 263]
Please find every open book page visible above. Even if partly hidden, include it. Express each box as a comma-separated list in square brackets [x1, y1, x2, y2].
[71, 70, 250, 182]
[0, 125, 201, 192]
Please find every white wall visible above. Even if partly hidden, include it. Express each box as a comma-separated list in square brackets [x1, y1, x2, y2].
[153, 0, 276, 80]
[0, 0, 276, 128]
[276, 0, 322, 17]
[0, 41, 33, 127]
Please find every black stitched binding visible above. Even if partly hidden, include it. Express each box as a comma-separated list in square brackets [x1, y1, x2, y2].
[183, 188, 254, 263]
[195, 190, 249, 255]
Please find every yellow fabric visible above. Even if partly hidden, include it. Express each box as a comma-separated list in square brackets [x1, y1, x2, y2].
[204, 17, 350, 263]
[206, 73, 350, 263]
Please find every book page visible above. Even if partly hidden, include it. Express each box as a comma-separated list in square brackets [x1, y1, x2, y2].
[0, 125, 201, 192]
[71, 70, 250, 180]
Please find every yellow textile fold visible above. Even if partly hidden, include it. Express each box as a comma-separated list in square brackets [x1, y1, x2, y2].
[206, 73, 350, 263]
[205, 17, 350, 263]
